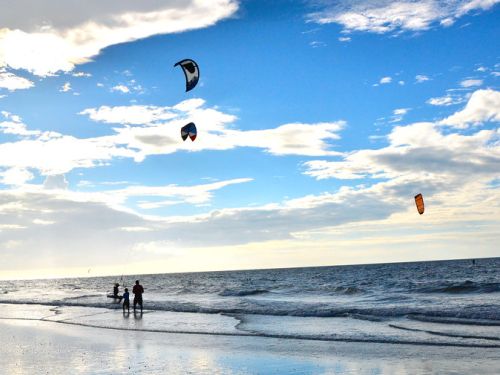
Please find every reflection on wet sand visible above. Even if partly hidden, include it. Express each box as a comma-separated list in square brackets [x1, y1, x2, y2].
[1, 317, 499, 375]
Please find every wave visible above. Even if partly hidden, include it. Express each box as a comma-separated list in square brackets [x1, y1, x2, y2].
[334, 286, 362, 295]
[60, 283, 79, 289]
[1, 299, 499, 324]
[414, 281, 500, 294]
[348, 313, 386, 322]
[389, 324, 500, 341]
[407, 314, 500, 326]
[0, 315, 498, 349]
[61, 294, 103, 301]
[218, 289, 270, 297]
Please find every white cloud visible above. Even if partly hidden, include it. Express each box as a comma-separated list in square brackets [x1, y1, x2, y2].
[0, 112, 40, 136]
[310, 40, 327, 48]
[460, 78, 483, 87]
[304, 123, 499, 180]
[308, 0, 500, 34]
[72, 178, 251, 210]
[0, 121, 40, 136]
[33, 219, 55, 225]
[111, 85, 130, 93]
[108, 117, 344, 158]
[117, 178, 253, 207]
[390, 108, 410, 123]
[0, 130, 136, 175]
[393, 108, 409, 116]
[0, 0, 239, 76]
[440, 89, 500, 128]
[0, 184, 403, 270]
[172, 98, 205, 112]
[398, 80, 405, 85]
[81, 105, 177, 125]
[440, 17, 455, 26]
[415, 74, 430, 83]
[379, 76, 392, 84]
[72, 72, 92, 78]
[427, 94, 464, 106]
[0, 100, 344, 179]
[137, 200, 182, 209]
[0, 168, 34, 185]
[338, 36, 351, 42]
[231, 122, 344, 156]
[43, 174, 69, 190]
[80, 99, 345, 158]
[59, 82, 72, 92]
[304, 90, 500, 181]
[1, 111, 20, 123]
[1, 156, 498, 274]
[0, 69, 34, 91]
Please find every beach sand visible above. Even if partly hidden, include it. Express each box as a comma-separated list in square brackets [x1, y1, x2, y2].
[0, 305, 498, 374]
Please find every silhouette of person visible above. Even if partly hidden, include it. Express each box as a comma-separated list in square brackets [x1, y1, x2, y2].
[122, 288, 130, 313]
[113, 283, 120, 297]
[132, 280, 144, 312]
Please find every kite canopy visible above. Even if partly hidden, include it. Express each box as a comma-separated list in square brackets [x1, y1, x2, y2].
[181, 122, 197, 141]
[414, 193, 425, 215]
[174, 59, 199, 92]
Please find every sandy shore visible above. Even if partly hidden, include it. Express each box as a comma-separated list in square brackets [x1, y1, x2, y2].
[1, 316, 499, 375]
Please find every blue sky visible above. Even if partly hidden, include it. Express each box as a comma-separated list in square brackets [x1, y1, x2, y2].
[0, 0, 498, 278]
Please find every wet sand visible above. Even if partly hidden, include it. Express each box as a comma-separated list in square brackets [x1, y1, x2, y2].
[1, 317, 499, 374]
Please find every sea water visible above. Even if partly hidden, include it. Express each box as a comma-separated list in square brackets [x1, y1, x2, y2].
[0, 258, 499, 347]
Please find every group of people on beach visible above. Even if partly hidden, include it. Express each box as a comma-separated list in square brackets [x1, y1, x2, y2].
[113, 280, 144, 313]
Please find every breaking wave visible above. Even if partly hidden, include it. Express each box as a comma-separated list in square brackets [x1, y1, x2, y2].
[414, 281, 500, 294]
[218, 289, 270, 297]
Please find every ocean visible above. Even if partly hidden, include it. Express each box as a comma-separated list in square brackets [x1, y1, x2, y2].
[1, 258, 499, 348]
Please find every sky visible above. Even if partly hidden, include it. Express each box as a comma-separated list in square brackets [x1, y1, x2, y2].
[0, 0, 498, 279]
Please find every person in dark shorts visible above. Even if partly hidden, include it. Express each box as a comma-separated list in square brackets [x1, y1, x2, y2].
[132, 280, 144, 312]
[122, 288, 130, 312]
[113, 283, 120, 297]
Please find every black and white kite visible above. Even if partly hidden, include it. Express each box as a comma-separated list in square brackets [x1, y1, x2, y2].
[181, 122, 197, 141]
[174, 59, 200, 92]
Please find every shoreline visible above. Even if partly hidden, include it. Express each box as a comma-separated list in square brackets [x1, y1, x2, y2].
[0, 303, 500, 349]
[1, 318, 499, 375]
[4, 315, 500, 349]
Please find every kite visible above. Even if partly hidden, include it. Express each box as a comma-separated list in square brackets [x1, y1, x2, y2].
[181, 122, 197, 141]
[174, 59, 199, 92]
[414, 193, 424, 215]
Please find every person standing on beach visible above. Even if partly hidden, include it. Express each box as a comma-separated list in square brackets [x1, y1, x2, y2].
[133, 280, 144, 312]
[122, 288, 130, 313]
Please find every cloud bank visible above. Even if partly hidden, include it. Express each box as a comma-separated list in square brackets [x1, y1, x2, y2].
[309, 0, 499, 34]
[0, 0, 239, 76]
[0, 87, 498, 275]
[0, 99, 343, 182]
